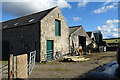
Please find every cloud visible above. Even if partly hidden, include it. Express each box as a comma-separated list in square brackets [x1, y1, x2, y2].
[103, 2, 110, 6]
[73, 17, 82, 21]
[97, 19, 120, 38]
[78, 0, 88, 7]
[57, 0, 71, 8]
[112, 28, 117, 32]
[112, 33, 118, 37]
[103, 0, 114, 6]
[97, 26, 101, 30]
[93, 2, 118, 14]
[2, 0, 71, 17]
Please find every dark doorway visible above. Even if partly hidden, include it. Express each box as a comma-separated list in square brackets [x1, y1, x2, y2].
[2, 41, 10, 60]
[79, 36, 86, 50]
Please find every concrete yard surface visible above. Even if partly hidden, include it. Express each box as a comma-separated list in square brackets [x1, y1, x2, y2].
[29, 51, 117, 78]
[0, 61, 8, 79]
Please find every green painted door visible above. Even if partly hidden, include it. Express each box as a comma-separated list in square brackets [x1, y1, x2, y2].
[47, 40, 54, 60]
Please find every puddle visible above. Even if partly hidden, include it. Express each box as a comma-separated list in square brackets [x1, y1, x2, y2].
[83, 61, 120, 79]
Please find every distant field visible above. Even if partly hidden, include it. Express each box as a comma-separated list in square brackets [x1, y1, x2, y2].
[0, 60, 8, 66]
[103, 39, 120, 44]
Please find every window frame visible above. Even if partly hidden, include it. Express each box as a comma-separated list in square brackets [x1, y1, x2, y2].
[55, 19, 61, 36]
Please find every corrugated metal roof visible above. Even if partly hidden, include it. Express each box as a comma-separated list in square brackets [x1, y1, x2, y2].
[2, 6, 57, 30]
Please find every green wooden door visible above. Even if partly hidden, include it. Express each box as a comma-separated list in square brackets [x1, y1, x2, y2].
[47, 40, 54, 60]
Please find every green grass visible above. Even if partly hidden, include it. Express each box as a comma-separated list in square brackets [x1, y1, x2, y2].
[0, 60, 8, 63]
[103, 39, 120, 44]
[55, 68, 70, 71]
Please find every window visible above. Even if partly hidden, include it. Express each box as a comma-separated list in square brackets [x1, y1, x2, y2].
[14, 23, 18, 26]
[3, 25, 8, 28]
[29, 19, 35, 22]
[55, 19, 61, 36]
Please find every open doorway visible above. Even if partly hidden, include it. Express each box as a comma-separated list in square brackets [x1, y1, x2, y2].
[79, 36, 86, 51]
[2, 40, 10, 60]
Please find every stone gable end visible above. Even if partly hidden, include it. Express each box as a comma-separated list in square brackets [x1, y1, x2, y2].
[40, 7, 69, 61]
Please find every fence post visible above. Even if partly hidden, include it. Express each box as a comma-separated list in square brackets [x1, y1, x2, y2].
[9, 54, 14, 79]
[16, 54, 28, 78]
[13, 56, 17, 78]
[8, 54, 28, 79]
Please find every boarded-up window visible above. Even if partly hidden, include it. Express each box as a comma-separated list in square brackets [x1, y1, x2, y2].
[55, 19, 61, 36]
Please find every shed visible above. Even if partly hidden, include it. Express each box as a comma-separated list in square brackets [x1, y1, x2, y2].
[69, 25, 91, 53]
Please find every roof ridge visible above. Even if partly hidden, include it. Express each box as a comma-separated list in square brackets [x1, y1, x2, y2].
[69, 25, 82, 28]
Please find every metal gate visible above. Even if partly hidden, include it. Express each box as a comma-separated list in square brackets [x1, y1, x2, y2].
[28, 50, 36, 75]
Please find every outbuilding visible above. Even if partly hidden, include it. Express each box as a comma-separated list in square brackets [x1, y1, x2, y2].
[2, 6, 69, 62]
[87, 32, 97, 51]
[69, 25, 91, 53]
[93, 31, 107, 52]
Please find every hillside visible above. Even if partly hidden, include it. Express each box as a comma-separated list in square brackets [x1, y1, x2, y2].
[103, 38, 120, 44]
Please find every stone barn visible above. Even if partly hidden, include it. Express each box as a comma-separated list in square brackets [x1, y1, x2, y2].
[87, 32, 97, 51]
[69, 25, 91, 53]
[93, 31, 107, 52]
[2, 6, 69, 62]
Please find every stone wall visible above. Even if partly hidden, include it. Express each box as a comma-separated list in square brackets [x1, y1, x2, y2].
[2, 7, 70, 62]
[9, 54, 28, 79]
[40, 7, 69, 61]
[16, 54, 28, 78]
[9, 54, 13, 79]
[2, 23, 40, 61]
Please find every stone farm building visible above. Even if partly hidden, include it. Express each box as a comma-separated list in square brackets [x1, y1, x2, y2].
[87, 32, 97, 51]
[87, 31, 107, 52]
[69, 25, 91, 53]
[2, 6, 69, 62]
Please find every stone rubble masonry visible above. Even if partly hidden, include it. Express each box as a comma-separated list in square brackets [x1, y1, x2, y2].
[16, 54, 28, 78]
[3, 7, 69, 62]
[9, 54, 13, 79]
[9, 54, 28, 79]
[40, 7, 69, 61]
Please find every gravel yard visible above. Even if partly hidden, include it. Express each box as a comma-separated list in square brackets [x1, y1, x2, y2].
[29, 51, 117, 78]
[1, 61, 8, 79]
